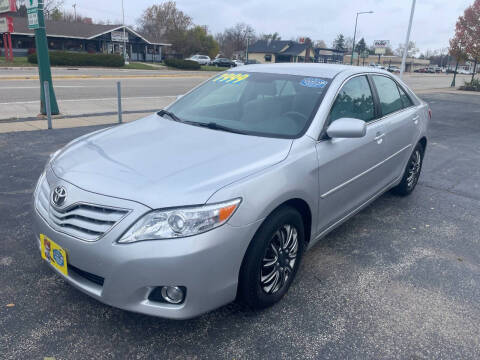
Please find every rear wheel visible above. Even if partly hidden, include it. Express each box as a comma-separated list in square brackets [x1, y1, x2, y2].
[392, 142, 424, 196]
[238, 206, 305, 309]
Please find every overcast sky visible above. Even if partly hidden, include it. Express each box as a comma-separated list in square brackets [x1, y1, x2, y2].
[61, 0, 472, 53]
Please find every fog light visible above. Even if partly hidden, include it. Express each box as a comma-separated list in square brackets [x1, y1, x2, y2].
[161, 286, 185, 304]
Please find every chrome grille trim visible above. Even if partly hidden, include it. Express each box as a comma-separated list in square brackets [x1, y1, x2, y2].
[34, 173, 130, 242]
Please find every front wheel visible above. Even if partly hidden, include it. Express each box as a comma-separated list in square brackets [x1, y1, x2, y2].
[392, 143, 425, 196]
[238, 206, 305, 309]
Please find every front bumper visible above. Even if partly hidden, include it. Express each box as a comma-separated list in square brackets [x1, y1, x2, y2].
[32, 170, 259, 319]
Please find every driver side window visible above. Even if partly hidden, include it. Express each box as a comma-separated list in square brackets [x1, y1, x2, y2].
[330, 75, 375, 123]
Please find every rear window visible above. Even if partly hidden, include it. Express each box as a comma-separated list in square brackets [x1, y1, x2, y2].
[397, 85, 414, 108]
[166, 72, 331, 138]
[372, 75, 403, 116]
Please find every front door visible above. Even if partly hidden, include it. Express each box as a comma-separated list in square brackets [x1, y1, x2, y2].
[315, 75, 392, 233]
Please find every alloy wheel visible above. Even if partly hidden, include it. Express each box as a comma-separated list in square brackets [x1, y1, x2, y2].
[407, 150, 422, 189]
[260, 224, 299, 294]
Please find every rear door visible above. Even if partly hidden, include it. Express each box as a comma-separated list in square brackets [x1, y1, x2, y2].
[315, 75, 392, 232]
[370, 75, 420, 181]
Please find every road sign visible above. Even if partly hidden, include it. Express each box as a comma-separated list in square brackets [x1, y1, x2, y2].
[374, 40, 389, 48]
[26, 0, 38, 9]
[27, 8, 39, 29]
[375, 47, 386, 55]
[111, 30, 128, 42]
[0, 15, 13, 33]
[0, 0, 16, 14]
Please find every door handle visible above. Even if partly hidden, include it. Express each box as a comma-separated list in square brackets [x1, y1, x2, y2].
[412, 115, 420, 125]
[374, 132, 385, 144]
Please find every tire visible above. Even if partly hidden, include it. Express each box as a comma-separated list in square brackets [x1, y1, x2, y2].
[238, 206, 305, 309]
[391, 142, 425, 196]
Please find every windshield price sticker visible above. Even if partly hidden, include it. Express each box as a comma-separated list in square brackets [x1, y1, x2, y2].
[213, 73, 249, 84]
[300, 78, 328, 88]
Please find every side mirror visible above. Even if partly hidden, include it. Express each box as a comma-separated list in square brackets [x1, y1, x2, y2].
[326, 118, 366, 138]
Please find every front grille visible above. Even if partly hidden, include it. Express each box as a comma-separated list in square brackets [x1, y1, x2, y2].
[35, 173, 129, 241]
[69, 264, 105, 286]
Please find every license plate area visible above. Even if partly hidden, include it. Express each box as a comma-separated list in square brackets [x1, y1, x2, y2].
[40, 234, 68, 276]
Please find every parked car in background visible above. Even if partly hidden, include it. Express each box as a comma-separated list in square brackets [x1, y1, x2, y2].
[458, 68, 473, 75]
[414, 68, 427, 73]
[387, 66, 400, 73]
[186, 54, 211, 65]
[33, 64, 429, 319]
[233, 60, 244, 67]
[210, 58, 236, 68]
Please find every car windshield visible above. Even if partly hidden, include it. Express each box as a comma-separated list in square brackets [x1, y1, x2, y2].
[166, 71, 331, 138]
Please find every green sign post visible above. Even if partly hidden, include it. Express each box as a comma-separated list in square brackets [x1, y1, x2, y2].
[27, 0, 59, 115]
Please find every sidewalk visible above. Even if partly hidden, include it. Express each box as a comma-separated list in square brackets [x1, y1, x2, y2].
[0, 66, 216, 80]
[0, 96, 176, 133]
[1, 95, 176, 121]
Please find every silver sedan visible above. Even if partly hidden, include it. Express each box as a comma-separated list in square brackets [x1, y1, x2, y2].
[33, 64, 430, 319]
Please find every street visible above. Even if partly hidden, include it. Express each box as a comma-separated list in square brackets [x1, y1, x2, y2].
[0, 69, 472, 122]
[1, 91, 479, 359]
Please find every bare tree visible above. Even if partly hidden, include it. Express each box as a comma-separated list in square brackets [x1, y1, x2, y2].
[138, 1, 192, 44]
[395, 41, 419, 57]
[216, 23, 255, 58]
[43, 0, 64, 19]
[261, 32, 281, 41]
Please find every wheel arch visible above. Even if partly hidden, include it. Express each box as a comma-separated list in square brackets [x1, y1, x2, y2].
[256, 198, 313, 246]
[419, 136, 427, 152]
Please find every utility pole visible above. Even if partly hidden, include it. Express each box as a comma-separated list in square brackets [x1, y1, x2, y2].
[28, 0, 59, 115]
[400, 0, 416, 78]
[72, 3, 77, 21]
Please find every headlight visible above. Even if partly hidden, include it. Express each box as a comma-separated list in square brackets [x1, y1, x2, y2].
[118, 198, 241, 243]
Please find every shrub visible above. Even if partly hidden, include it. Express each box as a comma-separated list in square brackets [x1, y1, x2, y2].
[164, 58, 201, 70]
[459, 78, 480, 92]
[27, 51, 125, 67]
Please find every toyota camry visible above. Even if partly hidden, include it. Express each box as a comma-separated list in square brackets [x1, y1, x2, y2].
[33, 63, 430, 319]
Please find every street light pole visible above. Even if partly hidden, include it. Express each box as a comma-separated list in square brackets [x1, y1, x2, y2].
[400, 0, 416, 78]
[351, 11, 373, 65]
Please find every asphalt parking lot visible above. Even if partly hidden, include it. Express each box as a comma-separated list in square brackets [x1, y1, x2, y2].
[1, 91, 479, 359]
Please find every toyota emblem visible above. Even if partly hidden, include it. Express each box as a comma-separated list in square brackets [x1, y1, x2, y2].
[52, 186, 67, 207]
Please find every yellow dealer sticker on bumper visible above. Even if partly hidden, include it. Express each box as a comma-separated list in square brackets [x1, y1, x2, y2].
[213, 73, 249, 84]
[40, 234, 68, 276]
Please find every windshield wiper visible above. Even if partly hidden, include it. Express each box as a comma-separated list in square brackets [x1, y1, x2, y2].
[191, 122, 247, 135]
[158, 109, 183, 123]
[159, 111, 246, 135]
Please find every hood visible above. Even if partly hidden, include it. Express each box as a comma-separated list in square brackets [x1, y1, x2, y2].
[52, 114, 292, 209]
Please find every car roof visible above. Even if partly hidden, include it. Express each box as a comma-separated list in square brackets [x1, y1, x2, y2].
[229, 63, 390, 79]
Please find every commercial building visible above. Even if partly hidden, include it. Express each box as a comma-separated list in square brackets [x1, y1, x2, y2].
[1, 17, 169, 62]
[247, 40, 314, 63]
[344, 54, 430, 71]
[247, 40, 348, 64]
